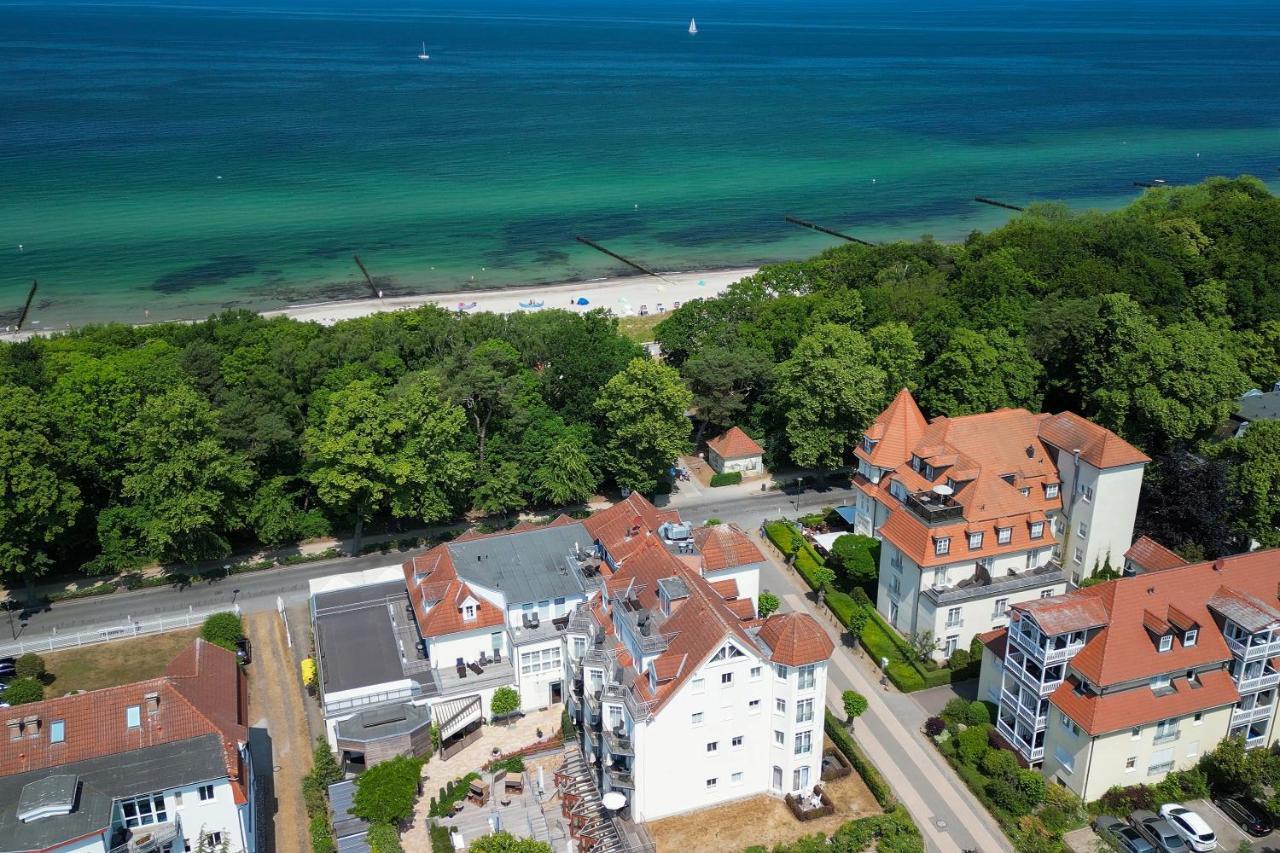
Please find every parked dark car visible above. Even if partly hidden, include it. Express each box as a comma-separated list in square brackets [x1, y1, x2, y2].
[1214, 796, 1274, 837]
[1095, 815, 1157, 853]
[1131, 810, 1189, 852]
[0, 657, 16, 677]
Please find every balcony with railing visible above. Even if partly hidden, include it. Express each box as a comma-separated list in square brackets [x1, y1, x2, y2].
[997, 716, 1044, 763]
[1225, 633, 1280, 663]
[1236, 670, 1280, 693]
[606, 765, 635, 789]
[604, 728, 634, 756]
[1001, 688, 1047, 729]
[1152, 728, 1180, 746]
[1233, 702, 1275, 727]
[109, 817, 181, 853]
[926, 561, 1066, 607]
[1009, 623, 1085, 666]
[1247, 734, 1268, 749]
[1148, 761, 1175, 776]
[904, 491, 964, 525]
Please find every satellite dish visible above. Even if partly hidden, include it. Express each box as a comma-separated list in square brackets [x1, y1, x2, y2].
[933, 484, 954, 497]
[602, 791, 627, 810]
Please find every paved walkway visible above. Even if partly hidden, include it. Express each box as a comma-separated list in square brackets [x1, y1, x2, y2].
[752, 533, 1010, 853]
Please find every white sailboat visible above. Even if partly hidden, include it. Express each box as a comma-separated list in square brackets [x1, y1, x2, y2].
[417, 41, 430, 60]
[688, 17, 697, 35]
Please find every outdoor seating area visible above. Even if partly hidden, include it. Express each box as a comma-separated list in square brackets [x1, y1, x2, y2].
[820, 747, 853, 782]
[786, 784, 836, 822]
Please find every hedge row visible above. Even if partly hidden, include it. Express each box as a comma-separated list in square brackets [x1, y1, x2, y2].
[824, 711, 894, 810]
[710, 471, 743, 487]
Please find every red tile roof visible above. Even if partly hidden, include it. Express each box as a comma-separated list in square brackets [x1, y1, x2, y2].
[856, 388, 928, 470]
[707, 426, 763, 459]
[0, 640, 248, 802]
[1012, 595, 1110, 636]
[1053, 670, 1239, 737]
[583, 493, 677, 552]
[1125, 536, 1189, 573]
[757, 612, 835, 666]
[710, 578, 740, 599]
[978, 628, 1008, 658]
[693, 524, 765, 572]
[1039, 411, 1150, 469]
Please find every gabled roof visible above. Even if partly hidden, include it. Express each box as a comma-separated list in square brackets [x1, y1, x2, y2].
[707, 426, 763, 459]
[0, 640, 247, 801]
[756, 613, 834, 666]
[1012, 595, 1110, 636]
[693, 524, 765, 572]
[856, 388, 927, 470]
[1125, 536, 1189, 573]
[414, 578, 506, 638]
[583, 493, 679, 552]
[1039, 411, 1150, 469]
[1052, 670, 1239, 737]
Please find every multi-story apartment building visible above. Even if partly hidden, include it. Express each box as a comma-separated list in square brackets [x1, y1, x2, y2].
[0, 639, 262, 853]
[563, 534, 832, 821]
[976, 549, 1280, 801]
[855, 389, 1148, 659]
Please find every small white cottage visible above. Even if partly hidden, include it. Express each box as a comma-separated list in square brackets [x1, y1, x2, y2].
[706, 426, 765, 475]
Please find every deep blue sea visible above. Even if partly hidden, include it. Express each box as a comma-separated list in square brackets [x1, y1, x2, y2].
[2, 0, 1279, 324]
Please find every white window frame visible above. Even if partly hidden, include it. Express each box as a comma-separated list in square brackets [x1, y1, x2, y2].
[997, 527, 1012, 545]
[794, 730, 812, 756]
[1045, 483, 1059, 500]
[1158, 635, 1173, 653]
[49, 720, 64, 744]
[120, 793, 167, 828]
[748, 699, 761, 714]
[464, 604, 476, 620]
[706, 741, 718, 753]
[691, 712, 704, 726]
[732, 735, 744, 749]
[1184, 629, 1198, 647]
[798, 664, 815, 690]
[1125, 756, 1137, 771]
[1151, 673, 1171, 691]
[1030, 521, 1044, 540]
[796, 698, 814, 723]
[993, 598, 1008, 619]
[197, 784, 214, 802]
[1077, 521, 1088, 538]
[705, 778, 717, 789]
[935, 537, 951, 556]
[692, 677, 706, 693]
[1073, 546, 1084, 565]
[731, 771, 744, 785]
[774, 664, 789, 681]
[750, 666, 762, 680]
[126, 706, 141, 729]
[968, 532, 983, 550]
[774, 730, 784, 747]
[775, 698, 786, 715]
[721, 672, 733, 685]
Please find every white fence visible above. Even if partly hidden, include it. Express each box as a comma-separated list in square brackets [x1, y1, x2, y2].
[0, 605, 238, 658]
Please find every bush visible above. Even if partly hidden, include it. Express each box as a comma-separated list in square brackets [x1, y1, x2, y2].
[2, 677, 44, 705]
[491, 686, 520, 719]
[956, 724, 991, 765]
[709, 471, 742, 487]
[924, 717, 945, 737]
[980, 747, 1019, 779]
[352, 756, 424, 825]
[312, 737, 343, 787]
[429, 822, 453, 853]
[947, 649, 971, 672]
[309, 815, 336, 853]
[758, 591, 780, 617]
[15, 653, 46, 680]
[942, 697, 970, 724]
[487, 756, 525, 774]
[470, 832, 554, 852]
[825, 589, 865, 633]
[829, 534, 879, 585]
[367, 823, 403, 853]
[201, 611, 244, 652]
[965, 700, 991, 726]
[429, 773, 480, 818]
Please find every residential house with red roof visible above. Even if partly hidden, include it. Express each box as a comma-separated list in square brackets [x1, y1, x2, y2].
[975, 549, 1280, 800]
[0, 639, 262, 853]
[852, 389, 1148, 660]
[706, 427, 765, 476]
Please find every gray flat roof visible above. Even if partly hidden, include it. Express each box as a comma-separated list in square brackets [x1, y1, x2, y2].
[0, 735, 228, 853]
[334, 702, 431, 743]
[1237, 390, 1280, 423]
[329, 780, 370, 843]
[316, 583, 408, 694]
[447, 524, 592, 604]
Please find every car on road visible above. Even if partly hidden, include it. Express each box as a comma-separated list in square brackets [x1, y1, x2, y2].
[0, 657, 15, 678]
[1131, 810, 1190, 852]
[1213, 796, 1274, 837]
[1094, 815, 1157, 853]
[1159, 804, 1217, 851]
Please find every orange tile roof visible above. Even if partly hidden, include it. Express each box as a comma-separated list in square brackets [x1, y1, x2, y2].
[0, 640, 248, 801]
[1053, 670, 1239, 737]
[710, 578, 740, 599]
[978, 628, 1008, 658]
[707, 426, 763, 459]
[1012, 595, 1110, 636]
[855, 388, 927, 470]
[757, 612, 835, 666]
[693, 524, 766, 572]
[1125, 536, 1189, 573]
[726, 598, 757, 620]
[583, 493, 669, 551]
[1039, 411, 1150, 468]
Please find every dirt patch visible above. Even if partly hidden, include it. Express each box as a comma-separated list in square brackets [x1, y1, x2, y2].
[647, 766, 879, 852]
[245, 611, 313, 853]
[40, 629, 200, 696]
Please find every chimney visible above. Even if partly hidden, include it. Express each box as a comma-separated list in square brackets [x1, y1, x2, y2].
[6, 719, 20, 741]
[145, 691, 160, 715]
[1214, 558, 1226, 572]
[22, 716, 39, 738]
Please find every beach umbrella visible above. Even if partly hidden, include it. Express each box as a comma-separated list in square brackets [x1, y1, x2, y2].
[697, 279, 706, 286]
[576, 297, 590, 305]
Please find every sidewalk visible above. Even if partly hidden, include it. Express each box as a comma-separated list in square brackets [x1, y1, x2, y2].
[753, 532, 1010, 853]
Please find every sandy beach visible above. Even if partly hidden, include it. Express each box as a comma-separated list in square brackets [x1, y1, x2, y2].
[259, 267, 757, 326]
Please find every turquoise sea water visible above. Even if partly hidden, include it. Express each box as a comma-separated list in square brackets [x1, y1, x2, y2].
[2, 0, 1280, 325]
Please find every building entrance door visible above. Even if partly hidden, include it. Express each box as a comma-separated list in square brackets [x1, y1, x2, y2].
[550, 681, 563, 704]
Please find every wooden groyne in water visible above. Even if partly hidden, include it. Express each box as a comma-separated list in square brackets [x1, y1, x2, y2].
[974, 197, 1024, 212]
[784, 216, 874, 246]
[16, 280, 37, 331]
[353, 255, 380, 298]
[574, 236, 660, 277]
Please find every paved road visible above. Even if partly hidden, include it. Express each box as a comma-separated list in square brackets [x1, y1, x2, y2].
[756, 543, 1011, 853]
[9, 484, 856, 642]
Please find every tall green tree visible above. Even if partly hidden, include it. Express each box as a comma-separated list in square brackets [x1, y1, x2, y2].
[1219, 420, 1280, 547]
[594, 359, 692, 493]
[683, 342, 774, 442]
[469, 833, 552, 853]
[116, 386, 251, 564]
[447, 339, 524, 466]
[919, 328, 1042, 417]
[527, 428, 599, 506]
[772, 324, 887, 469]
[386, 373, 473, 523]
[867, 322, 923, 397]
[0, 385, 82, 591]
[351, 756, 424, 826]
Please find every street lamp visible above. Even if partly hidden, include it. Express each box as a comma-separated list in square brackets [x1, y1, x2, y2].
[793, 476, 804, 513]
[231, 588, 241, 609]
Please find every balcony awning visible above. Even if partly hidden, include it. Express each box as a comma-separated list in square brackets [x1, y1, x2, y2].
[832, 506, 857, 525]
[434, 695, 482, 740]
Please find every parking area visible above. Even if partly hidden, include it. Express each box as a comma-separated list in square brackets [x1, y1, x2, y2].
[1065, 800, 1280, 853]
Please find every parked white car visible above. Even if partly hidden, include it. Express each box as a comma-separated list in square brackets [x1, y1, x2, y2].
[1159, 804, 1217, 852]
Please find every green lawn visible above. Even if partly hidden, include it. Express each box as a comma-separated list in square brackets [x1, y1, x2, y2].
[40, 629, 200, 696]
[615, 313, 664, 342]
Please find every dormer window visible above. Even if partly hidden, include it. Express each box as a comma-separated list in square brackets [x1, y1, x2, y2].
[997, 527, 1012, 545]
[1151, 673, 1171, 691]
[1020, 488, 1030, 497]
[1045, 484, 1059, 500]
[890, 480, 908, 503]
[967, 532, 983, 550]
[935, 537, 951, 556]
[863, 436, 877, 453]
[49, 720, 64, 744]
[911, 455, 922, 473]
[126, 706, 141, 729]
[464, 605, 476, 620]
[1030, 521, 1044, 540]
[1158, 634, 1173, 653]
[1184, 628, 1198, 647]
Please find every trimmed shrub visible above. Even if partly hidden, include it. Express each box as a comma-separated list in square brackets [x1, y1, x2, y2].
[15, 653, 46, 680]
[947, 649, 971, 672]
[352, 756, 424, 825]
[825, 710, 894, 809]
[924, 717, 945, 737]
[309, 815, 336, 853]
[829, 534, 878, 585]
[957, 724, 991, 765]
[201, 611, 244, 652]
[709, 471, 743, 487]
[2, 677, 44, 705]
[429, 822, 453, 853]
[965, 700, 991, 726]
[491, 686, 520, 719]
[942, 697, 970, 724]
[367, 823, 403, 853]
[758, 591, 780, 617]
[980, 747, 1019, 779]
